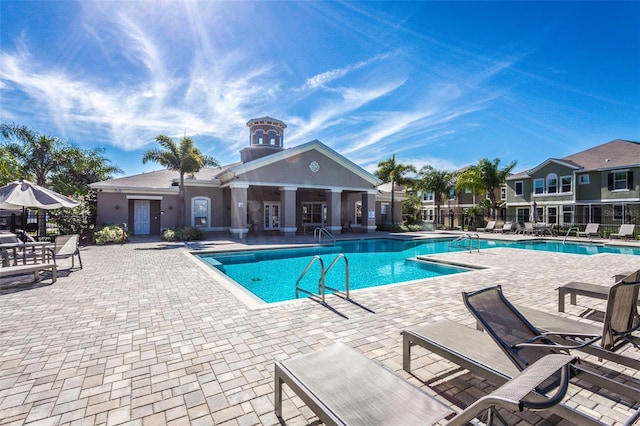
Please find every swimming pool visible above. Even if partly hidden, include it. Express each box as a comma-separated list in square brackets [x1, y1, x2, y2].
[198, 238, 640, 304]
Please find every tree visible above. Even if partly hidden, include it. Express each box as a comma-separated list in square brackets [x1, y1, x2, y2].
[50, 146, 123, 196]
[0, 146, 21, 186]
[142, 135, 219, 227]
[462, 158, 517, 220]
[415, 165, 454, 227]
[374, 154, 416, 224]
[1, 123, 64, 186]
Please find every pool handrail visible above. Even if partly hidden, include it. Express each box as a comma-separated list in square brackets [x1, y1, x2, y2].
[324, 254, 350, 300]
[295, 255, 326, 303]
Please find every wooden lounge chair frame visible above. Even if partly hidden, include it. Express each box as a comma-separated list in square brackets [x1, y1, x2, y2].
[275, 342, 575, 426]
[48, 234, 82, 269]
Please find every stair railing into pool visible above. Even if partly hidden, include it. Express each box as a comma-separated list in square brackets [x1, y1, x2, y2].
[449, 233, 480, 253]
[324, 254, 350, 300]
[296, 255, 326, 302]
[563, 227, 580, 244]
[295, 254, 350, 303]
[314, 227, 335, 244]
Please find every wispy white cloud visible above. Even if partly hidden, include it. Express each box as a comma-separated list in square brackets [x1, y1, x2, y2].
[300, 52, 393, 91]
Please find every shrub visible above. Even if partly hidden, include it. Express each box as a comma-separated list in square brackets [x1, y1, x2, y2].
[94, 224, 127, 245]
[161, 227, 205, 241]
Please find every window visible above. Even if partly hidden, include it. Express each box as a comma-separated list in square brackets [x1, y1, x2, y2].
[256, 130, 264, 144]
[614, 205, 623, 219]
[579, 174, 590, 184]
[561, 176, 571, 193]
[546, 173, 558, 193]
[192, 197, 210, 228]
[301, 202, 325, 224]
[534, 179, 544, 194]
[355, 202, 362, 224]
[268, 131, 276, 145]
[515, 181, 523, 196]
[547, 207, 558, 225]
[422, 191, 434, 201]
[562, 206, 573, 225]
[608, 171, 633, 191]
[381, 203, 389, 223]
[500, 186, 506, 200]
[449, 188, 455, 200]
[516, 208, 530, 224]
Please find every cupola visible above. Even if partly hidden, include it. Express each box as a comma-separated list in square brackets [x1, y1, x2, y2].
[240, 116, 287, 163]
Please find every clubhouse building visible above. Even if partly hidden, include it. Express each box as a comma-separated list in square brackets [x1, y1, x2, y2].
[91, 117, 401, 237]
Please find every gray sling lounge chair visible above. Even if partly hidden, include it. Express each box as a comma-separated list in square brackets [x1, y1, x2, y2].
[48, 234, 82, 269]
[461, 286, 640, 401]
[275, 342, 576, 426]
[486, 270, 640, 370]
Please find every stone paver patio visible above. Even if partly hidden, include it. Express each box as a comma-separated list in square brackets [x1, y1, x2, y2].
[1, 232, 639, 425]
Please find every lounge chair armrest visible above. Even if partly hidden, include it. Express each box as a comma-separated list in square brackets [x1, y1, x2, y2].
[447, 354, 577, 425]
[515, 335, 602, 350]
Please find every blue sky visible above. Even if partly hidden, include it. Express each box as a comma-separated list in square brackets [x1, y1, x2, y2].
[1, 1, 639, 179]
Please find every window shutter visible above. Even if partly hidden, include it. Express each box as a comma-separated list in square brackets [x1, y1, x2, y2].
[628, 171, 634, 189]
[607, 173, 613, 190]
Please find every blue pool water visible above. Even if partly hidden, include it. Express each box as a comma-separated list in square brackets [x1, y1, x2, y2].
[198, 238, 640, 303]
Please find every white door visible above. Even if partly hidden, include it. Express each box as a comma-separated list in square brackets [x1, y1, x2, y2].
[134, 200, 150, 235]
[264, 203, 280, 230]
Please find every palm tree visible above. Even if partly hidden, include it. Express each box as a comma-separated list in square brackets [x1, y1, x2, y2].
[1, 123, 64, 186]
[50, 146, 123, 196]
[465, 158, 517, 220]
[142, 135, 219, 227]
[416, 165, 454, 227]
[374, 154, 416, 224]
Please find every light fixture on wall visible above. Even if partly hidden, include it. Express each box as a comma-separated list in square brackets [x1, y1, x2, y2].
[115, 204, 120, 210]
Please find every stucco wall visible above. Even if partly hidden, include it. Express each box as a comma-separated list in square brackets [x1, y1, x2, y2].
[237, 150, 375, 189]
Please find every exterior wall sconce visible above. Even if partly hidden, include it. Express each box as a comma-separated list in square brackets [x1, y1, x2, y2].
[160, 210, 164, 215]
[115, 204, 120, 210]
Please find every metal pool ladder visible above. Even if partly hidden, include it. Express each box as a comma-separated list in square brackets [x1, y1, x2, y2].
[295, 254, 350, 303]
[314, 227, 335, 244]
[449, 233, 480, 253]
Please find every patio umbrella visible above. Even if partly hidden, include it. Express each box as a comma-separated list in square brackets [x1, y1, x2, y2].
[0, 180, 80, 210]
[530, 201, 541, 223]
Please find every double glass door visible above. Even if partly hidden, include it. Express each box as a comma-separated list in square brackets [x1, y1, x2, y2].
[264, 203, 280, 230]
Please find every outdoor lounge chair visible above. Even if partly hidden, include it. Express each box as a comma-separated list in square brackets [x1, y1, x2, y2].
[462, 274, 640, 370]
[523, 221, 535, 235]
[461, 285, 640, 399]
[577, 223, 600, 238]
[402, 319, 640, 425]
[495, 221, 513, 233]
[48, 234, 82, 269]
[476, 220, 496, 232]
[610, 224, 636, 239]
[275, 342, 576, 426]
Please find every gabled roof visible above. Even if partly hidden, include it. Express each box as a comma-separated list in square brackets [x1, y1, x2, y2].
[507, 139, 640, 180]
[525, 158, 581, 176]
[222, 139, 381, 186]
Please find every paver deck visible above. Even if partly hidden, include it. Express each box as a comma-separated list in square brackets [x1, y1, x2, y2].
[1, 231, 639, 425]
